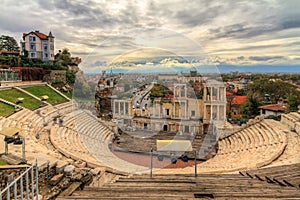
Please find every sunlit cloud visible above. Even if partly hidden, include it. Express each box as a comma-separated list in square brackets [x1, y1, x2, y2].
[0, 0, 299, 73]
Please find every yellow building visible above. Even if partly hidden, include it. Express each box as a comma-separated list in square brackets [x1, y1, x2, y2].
[112, 79, 226, 135]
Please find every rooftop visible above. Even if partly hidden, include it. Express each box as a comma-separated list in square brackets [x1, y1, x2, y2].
[23, 30, 53, 40]
[259, 104, 287, 112]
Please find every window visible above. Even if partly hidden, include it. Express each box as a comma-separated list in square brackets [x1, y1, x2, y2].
[30, 52, 35, 58]
[29, 36, 36, 42]
[184, 126, 189, 133]
[44, 45, 48, 50]
[191, 110, 195, 117]
[144, 123, 148, 130]
[166, 109, 170, 116]
[50, 45, 54, 50]
[44, 53, 48, 58]
[30, 44, 35, 50]
[163, 125, 168, 131]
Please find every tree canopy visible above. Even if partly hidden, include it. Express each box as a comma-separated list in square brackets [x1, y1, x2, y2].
[241, 78, 300, 118]
[55, 48, 72, 67]
[0, 35, 19, 52]
[247, 78, 300, 104]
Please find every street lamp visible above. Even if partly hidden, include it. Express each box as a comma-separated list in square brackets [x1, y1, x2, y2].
[0, 127, 26, 164]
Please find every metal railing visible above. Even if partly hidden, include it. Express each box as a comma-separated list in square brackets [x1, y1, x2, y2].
[0, 161, 39, 200]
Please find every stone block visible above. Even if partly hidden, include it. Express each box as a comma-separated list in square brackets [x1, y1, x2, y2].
[71, 172, 83, 181]
[90, 167, 103, 176]
[50, 174, 64, 186]
[56, 161, 68, 173]
[74, 160, 86, 168]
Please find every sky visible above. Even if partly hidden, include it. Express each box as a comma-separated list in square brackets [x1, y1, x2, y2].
[0, 0, 300, 73]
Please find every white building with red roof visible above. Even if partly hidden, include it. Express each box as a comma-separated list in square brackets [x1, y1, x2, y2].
[20, 30, 54, 61]
[259, 103, 288, 118]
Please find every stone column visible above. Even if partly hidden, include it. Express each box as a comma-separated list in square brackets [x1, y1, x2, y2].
[123, 101, 126, 116]
[217, 105, 220, 120]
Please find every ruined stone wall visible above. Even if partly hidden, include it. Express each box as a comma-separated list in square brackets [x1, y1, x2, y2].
[43, 70, 66, 84]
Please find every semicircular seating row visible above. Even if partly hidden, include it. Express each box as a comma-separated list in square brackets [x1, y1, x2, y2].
[267, 113, 300, 167]
[190, 119, 288, 173]
[53, 109, 149, 173]
[281, 112, 300, 134]
[49, 125, 104, 168]
[0, 102, 74, 165]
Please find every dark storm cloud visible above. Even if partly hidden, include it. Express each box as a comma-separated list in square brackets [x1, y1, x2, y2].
[208, 21, 300, 40]
[205, 0, 300, 40]
[37, 0, 124, 29]
[249, 56, 285, 61]
[39, 0, 103, 17]
[38, 0, 147, 30]
[1, 0, 299, 69]
[281, 19, 300, 29]
[173, 4, 223, 27]
[216, 44, 280, 52]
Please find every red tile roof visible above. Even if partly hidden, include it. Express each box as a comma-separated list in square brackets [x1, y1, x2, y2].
[259, 104, 287, 112]
[23, 31, 48, 40]
[232, 96, 247, 105]
[0, 50, 19, 56]
[35, 32, 48, 40]
[226, 91, 233, 96]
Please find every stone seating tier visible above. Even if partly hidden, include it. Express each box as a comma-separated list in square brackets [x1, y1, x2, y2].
[281, 112, 300, 131]
[49, 126, 104, 169]
[188, 119, 288, 173]
[240, 163, 300, 188]
[57, 172, 300, 199]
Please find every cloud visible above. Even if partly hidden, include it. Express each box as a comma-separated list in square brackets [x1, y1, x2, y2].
[0, 0, 299, 73]
[248, 56, 286, 61]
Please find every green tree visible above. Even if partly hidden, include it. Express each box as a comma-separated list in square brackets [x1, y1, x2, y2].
[247, 78, 299, 104]
[235, 89, 246, 96]
[287, 95, 300, 112]
[0, 35, 19, 52]
[66, 71, 76, 84]
[242, 97, 261, 119]
[55, 48, 72, 67]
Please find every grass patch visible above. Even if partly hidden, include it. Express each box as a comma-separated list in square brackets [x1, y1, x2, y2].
[0, 160, 8, 166]
[23, 86, 68, 105]
[0, 102, 15, 117]
[0, 89, 42, 110]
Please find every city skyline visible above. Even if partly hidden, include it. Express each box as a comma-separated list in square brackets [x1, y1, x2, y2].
[0, 0, 300, 73]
